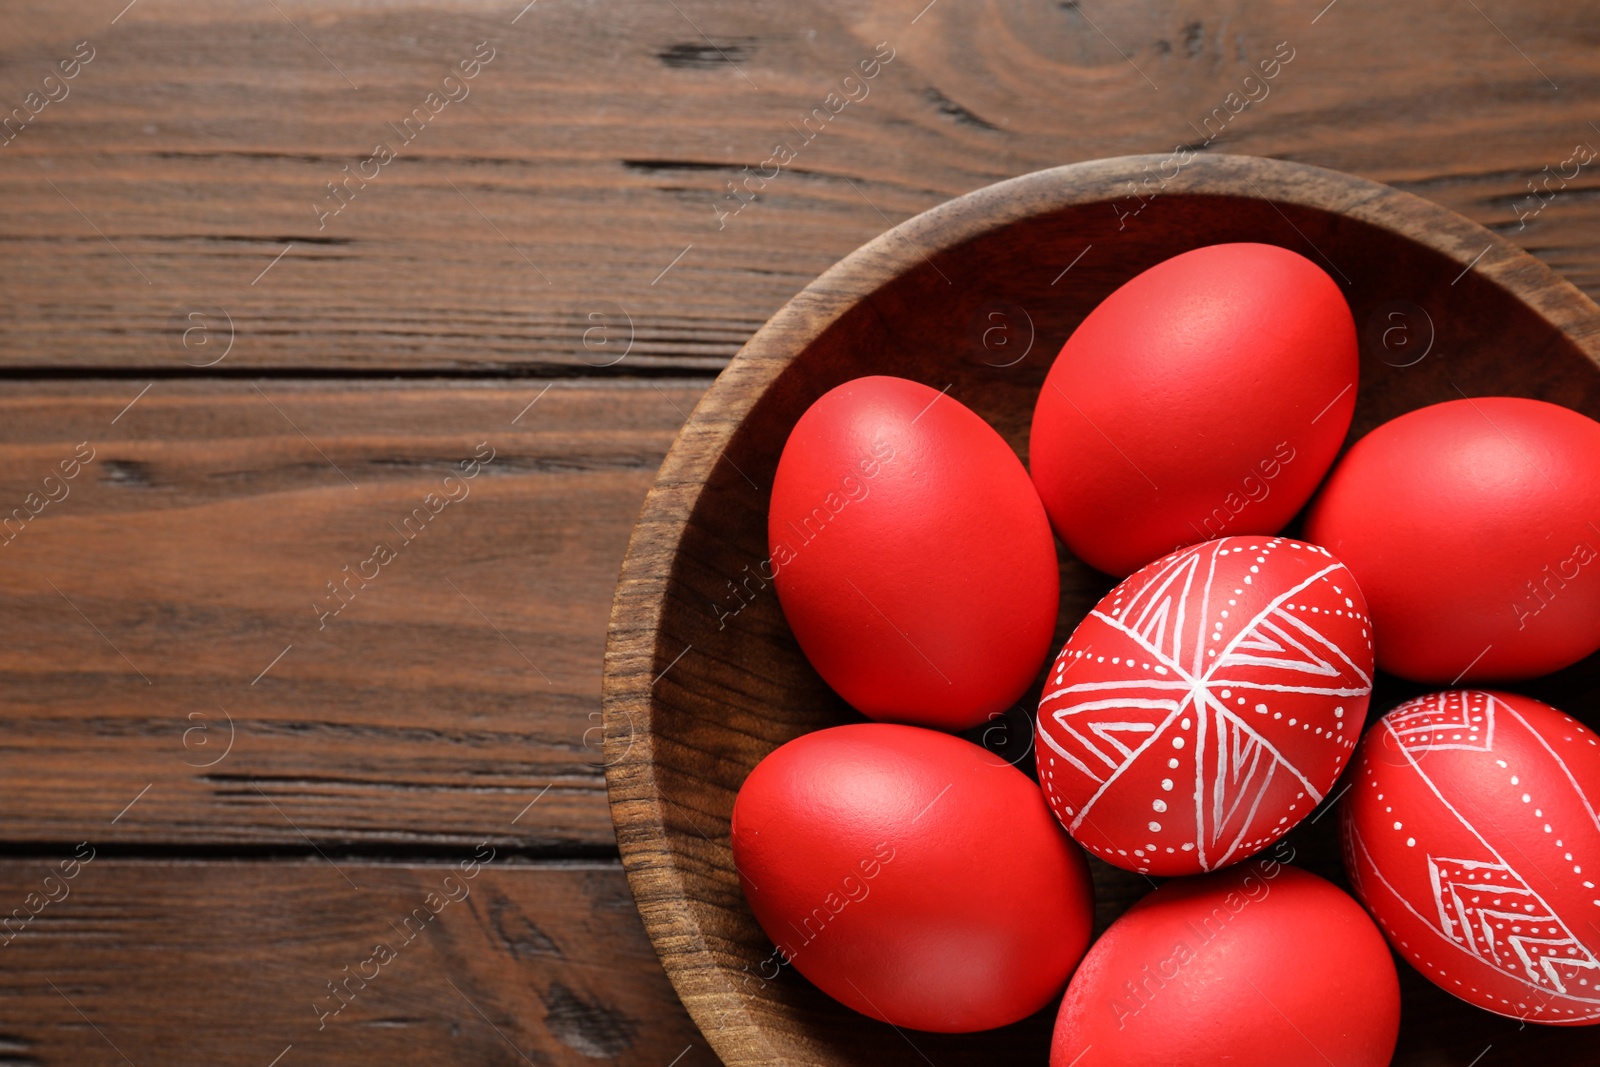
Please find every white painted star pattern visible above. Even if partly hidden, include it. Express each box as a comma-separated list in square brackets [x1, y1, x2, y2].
[1037, 537, 1372, 874]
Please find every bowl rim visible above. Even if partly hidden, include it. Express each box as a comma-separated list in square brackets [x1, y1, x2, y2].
[600, 152, 1600, 1066]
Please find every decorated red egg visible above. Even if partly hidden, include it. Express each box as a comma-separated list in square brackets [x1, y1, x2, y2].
[1342, 690, 1600, 1025]
[730, 723, 1095, 1033]
[1036, 535, 1373, 875]
[1051, 860, 1400, 1067]
[1029, 242, 1358, 576]
[769, 375, 1059, 731]
[1306, 396, 1600, 683]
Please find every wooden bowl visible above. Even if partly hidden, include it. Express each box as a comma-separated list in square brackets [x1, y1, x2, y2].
[602, 154, 1600, 1066]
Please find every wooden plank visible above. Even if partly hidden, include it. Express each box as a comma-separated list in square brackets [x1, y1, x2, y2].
[1, 1, 1599, 370]
[0, 856, 717, 1066]
[0, 854, 1583, 1066]
[0, 379, 706, 848]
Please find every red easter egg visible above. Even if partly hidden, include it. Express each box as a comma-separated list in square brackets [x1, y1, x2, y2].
[1036, 535, 1373, 875]
[1030, 242, 1358, 576]
[1306, 397, 1600, 683]
[1342, 690, 1600, 1025]
[1051, 861, 1400, 1067]
[769, 376, 1059, 731]
[730, 723, 1095, 1033]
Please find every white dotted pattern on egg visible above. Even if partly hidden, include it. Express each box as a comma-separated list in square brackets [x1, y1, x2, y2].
[1343, 690, 1600, 1023]
[1037, 536, 1374, 876]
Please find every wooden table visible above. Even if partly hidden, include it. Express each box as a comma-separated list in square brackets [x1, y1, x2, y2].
[0, 0, 1594, 1062]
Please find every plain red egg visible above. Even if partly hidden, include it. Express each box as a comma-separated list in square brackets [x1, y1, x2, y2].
[730, 723, 1095, 1033]
[1342, 690, 1600, 1025]
[768, 376, 1059, 731]
[1306, 396, 1600, 683]
[1051, 861, 1400, 1067]
[1029, 242, 1358, 576]
[1036, 536, 1373, 875]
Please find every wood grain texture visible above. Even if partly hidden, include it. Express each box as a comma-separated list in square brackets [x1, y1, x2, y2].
[603, 154, 1600, 1065]
[0, 857, 718, 1067]
[2, 0, 1600, 1063]
[2, 0, 1600, 370]
[0, 379, 705, 849]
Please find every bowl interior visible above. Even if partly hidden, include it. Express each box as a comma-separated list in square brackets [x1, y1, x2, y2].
[608, 157, 1600, 1066]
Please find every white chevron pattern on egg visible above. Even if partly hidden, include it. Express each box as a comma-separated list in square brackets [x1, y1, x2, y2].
[1037, 536, 1373, 876]
[1343, 690, 1600, 1024]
